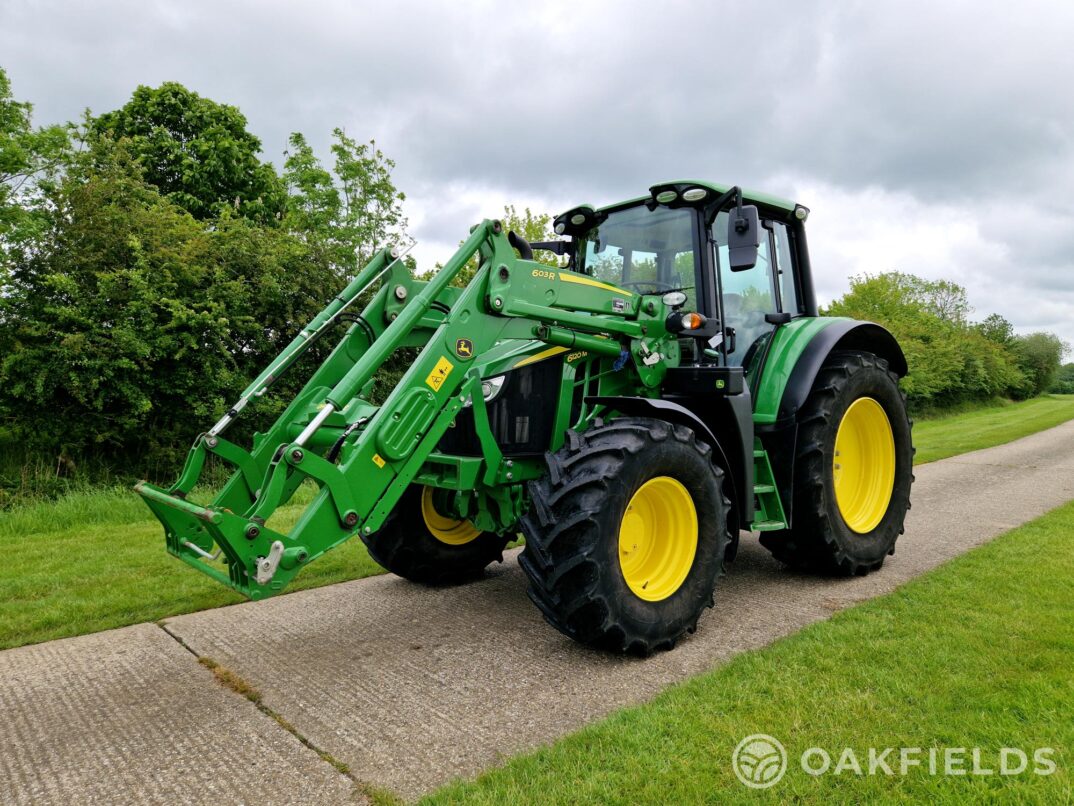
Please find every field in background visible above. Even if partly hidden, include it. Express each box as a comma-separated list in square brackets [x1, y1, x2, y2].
[425, 500, 1074, 804]
[2, 395, 1074, 650]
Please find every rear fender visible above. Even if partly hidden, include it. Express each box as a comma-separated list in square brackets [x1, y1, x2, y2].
[753, 317, 907, 427]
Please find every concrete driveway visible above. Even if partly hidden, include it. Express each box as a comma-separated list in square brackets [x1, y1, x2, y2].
[3, 420, 1074, 804]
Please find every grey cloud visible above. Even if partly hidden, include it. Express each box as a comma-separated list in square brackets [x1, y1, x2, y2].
[3, 0, 1074, 340]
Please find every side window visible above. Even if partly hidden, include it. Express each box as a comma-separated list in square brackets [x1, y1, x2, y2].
[771, 222, 800, 315]
[714, 212, 778, 367]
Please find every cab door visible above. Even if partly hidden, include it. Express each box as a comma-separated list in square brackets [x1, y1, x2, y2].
[712, 212, 800, 387]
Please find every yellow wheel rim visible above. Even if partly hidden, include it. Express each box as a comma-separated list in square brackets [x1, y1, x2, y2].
[420, 487, 481, 546]
[618, 476, 698, 602]
[833, 397, 896, 534]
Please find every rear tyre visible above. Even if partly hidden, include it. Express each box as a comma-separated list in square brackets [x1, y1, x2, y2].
[361, 485, 509, 585]
[759, 350, 914, 575]
[520, 417, 731, 655]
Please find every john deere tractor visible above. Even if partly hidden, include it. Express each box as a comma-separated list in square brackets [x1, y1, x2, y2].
[137, 181, 913, 655]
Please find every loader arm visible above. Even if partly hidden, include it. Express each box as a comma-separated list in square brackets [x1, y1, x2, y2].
[137, 219, 685, 599]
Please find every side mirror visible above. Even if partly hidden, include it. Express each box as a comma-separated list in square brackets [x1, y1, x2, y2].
[727, 205, 761, 271]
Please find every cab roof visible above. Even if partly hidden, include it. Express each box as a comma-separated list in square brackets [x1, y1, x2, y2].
[588, 180, 798, 215]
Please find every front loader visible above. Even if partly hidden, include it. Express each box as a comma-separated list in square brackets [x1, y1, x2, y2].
[137, 180, 913, 655]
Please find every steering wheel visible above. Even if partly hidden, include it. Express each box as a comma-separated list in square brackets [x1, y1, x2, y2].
[621, 280, 676, 294]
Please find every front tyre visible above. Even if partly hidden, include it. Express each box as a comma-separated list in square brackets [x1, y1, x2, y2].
[520, 418, 731, 655]
[760, 350, 914, 574]
[361, 485, 509, 585]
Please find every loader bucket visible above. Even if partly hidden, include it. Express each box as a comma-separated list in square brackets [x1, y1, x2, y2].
[135, 481, 300, 598]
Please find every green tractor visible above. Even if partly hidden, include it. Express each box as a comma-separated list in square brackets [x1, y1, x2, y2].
[137, 181, 913, 655]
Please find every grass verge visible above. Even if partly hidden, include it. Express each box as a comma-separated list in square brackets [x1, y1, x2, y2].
[0, 491, 384, 650]
[913, 393, 1074, 464]
[424, 500, 1074, 804]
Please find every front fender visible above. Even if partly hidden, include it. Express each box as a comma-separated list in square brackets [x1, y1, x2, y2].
[587, 395, 749, 533]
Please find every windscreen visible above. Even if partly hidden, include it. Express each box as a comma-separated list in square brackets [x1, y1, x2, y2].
[576, 205, 700, 309]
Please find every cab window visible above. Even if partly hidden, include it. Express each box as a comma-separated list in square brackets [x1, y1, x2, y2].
[771, 221, 800, 315]
[713, 211, 778, 368]
[578, 205, 700, 310]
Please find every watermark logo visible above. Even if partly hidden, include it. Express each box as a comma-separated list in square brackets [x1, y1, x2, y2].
[733, 735, 1058, 788]
[732, 734, 787, 789]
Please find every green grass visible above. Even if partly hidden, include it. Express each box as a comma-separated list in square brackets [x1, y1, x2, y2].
[424, 502, 1074, 804]
[3, 393, 1074, 652]
[0, 484, 385, 650]
[913, 394, 1074, 464]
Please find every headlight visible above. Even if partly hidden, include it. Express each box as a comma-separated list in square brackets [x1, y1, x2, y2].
[463, 375, 506, 407]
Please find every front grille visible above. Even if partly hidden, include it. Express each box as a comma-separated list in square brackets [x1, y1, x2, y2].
[437, 357, 562, 457]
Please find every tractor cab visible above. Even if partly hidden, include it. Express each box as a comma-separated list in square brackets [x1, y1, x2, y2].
[551, 181, 817, 392]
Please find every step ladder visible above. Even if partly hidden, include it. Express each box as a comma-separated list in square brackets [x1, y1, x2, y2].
[752, 439, 787, 532]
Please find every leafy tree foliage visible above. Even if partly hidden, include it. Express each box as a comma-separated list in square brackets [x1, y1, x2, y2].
[975, 313, 1016, 346]
[283, 130, 407, 274]
[0, 74, 413, 484]
[1049, 362, 1074, 394]
[1014, 332, 1068, 396]
[93, 82, 286, 223]
[0, 67, 69, 258]
[0, 133, 342, 472]
[827, 272, 1066, 408]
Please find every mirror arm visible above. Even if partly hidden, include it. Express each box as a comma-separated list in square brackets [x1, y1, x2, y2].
[529, 240, 572, 256]
[705, 186, 743, 226]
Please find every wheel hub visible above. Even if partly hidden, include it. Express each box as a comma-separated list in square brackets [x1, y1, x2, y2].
[833, 397, 896, 533]
[420, 487, 481, 545]
[618, 476, 698, 601]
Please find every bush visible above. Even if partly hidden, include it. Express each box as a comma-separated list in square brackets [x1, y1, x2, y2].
[1014, 332, 1068, 397]
[1050, 363, 1074, 395]
[0, 137, 345, 477]
[825, 272, 1063, 411]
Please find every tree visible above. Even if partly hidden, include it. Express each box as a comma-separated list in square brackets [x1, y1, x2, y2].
[1013, 332, 1068, 397]
[282, 132, 340, 239]
[0, 134, 341, 470]
[975, 313, 1015, 346]
[283, 129, 407, 275]
[0, 67, 69, 260]
[93, 82, 285, 223]
[825, 272, 1027, 407]
[913, 277, 970, 324]
[1049, 363, 1074, 395]
[331, 129, 407, 270]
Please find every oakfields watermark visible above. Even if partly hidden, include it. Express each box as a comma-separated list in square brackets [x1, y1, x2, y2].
[732, 735, 788, 789]
[732, 734, 1057, 790]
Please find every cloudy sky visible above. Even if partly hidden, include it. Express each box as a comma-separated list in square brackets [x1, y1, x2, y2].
[3, 0, 1073, 342]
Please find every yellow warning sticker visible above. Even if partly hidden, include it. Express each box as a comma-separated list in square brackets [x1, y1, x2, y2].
[425, 355, 454, 392]
[371, 453, 386, 468]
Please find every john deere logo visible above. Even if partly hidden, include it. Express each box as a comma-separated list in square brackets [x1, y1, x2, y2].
[455, 338, 474, 359]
